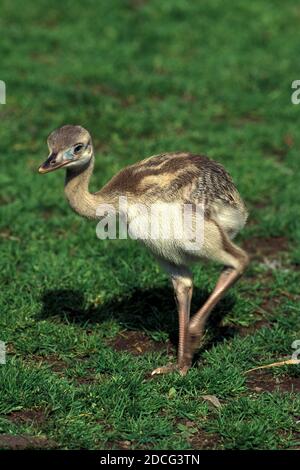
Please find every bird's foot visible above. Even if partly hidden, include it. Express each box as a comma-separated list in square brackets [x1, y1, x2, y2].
[151, 362, 190, 377]
[151, 363, 177, 376]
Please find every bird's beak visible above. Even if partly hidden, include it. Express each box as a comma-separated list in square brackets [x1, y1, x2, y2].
[38, 152, 69, 174]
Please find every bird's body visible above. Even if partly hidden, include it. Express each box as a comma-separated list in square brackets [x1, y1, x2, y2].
[66, 151, 248, 267]
[39, 125, 249, 375]
[101, 151, 247, 235]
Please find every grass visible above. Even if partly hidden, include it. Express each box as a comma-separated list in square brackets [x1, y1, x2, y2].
[0, 0, 300, 450]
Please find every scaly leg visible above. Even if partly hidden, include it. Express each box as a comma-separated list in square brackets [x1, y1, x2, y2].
[151, 273, 193, 376]
[187, 255, 249, 362]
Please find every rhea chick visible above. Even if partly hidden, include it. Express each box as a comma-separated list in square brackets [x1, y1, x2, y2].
[39, 125, 249, 376]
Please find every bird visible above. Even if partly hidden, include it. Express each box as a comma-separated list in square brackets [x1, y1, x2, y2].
[38, 125, 249, 376]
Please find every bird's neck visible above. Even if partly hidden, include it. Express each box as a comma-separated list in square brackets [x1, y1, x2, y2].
[64, 156, 103, 219]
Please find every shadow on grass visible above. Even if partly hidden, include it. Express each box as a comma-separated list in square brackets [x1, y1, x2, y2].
[39, 286, 238, 353]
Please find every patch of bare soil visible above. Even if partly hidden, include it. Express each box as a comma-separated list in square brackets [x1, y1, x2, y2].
[28, 355, 67, 373]
[0, 229, 20, 242]
[0, 434, 58, 450]
[278, 430, 300, 450]
[74, 369, 108, 385]
[7, 408, 48, 426]
[238, 319, 271, 337]
[243, 236, 289, 261]
[105, 438, 151, 450]
[189, 429, 221, 450]
[105, 440, 134, 450]
[237, 272, 277, 335]
[259, 295, 282, 313]
[27, 354, 105, 386]
[107, 330, 174, 356]
[246, 369, 300, 393]
[262, 135, 294, 162]
[253, 200, 270, 210]
[175, 419, 221, 450]
[129, 0, 149, 10]
[234, 113, 264, 127]
[41, 208, 55, 220]
[0, 195, 14, 206]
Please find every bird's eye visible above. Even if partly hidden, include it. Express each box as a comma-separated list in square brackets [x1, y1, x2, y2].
[73, 144, 84, 155]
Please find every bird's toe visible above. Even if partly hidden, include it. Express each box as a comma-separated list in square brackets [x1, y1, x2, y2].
[151, 362, 191, 376]
[150, 363, 177, 376]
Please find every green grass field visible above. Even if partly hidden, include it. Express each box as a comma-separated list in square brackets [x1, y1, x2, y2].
[0, 0, 300, 450]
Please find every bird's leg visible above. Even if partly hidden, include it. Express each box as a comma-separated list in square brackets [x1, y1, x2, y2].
[151, 276, 193, 376]
[187, 257, 248, 360]
[175, 277, 193, 375]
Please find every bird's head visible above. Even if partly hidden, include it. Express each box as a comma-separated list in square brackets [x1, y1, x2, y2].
[38, 125, 93, 174]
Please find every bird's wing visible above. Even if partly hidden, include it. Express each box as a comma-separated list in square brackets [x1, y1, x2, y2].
[100, 152, 246, 214]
